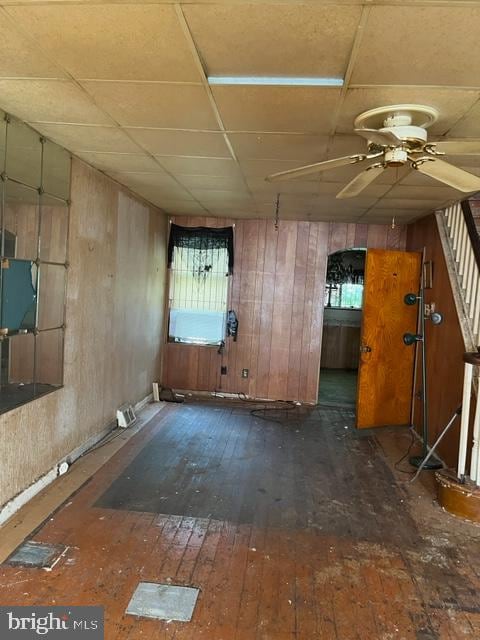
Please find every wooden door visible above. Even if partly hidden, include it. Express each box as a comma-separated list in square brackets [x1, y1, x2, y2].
[356, 249, 421, 429]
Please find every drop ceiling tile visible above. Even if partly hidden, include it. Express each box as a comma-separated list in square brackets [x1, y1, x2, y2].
[239, 158, 319, 179]
[157, 156, 238, 176]
[183, 4, 362, 77]
[229, 133, 328, 162]
[449, 101, 480, 137]
[190, 188, 252, 204]
[177, 174, 246, 191]
[362, 207, 431, 221]
[204, 205, 258, 219]
[317, 181, 391, 199]
[213, 86, 341, 133]
[384, 184, 461, 201]
[246, 177, 320, 196]
[32, 123, 141, 153]
[263, 193, 321, 207]
[374, 198, 440, 211]
[351, 6, 480, 87]
[157, 200, 207, 216]
[0, 15, 64, 78]
[307, 212, 365, 223]
[126, 129, 230, 157]
[360, 214, 419, 224]
[257, 193, 377, 211]
[83, 82, 218, 130]
[327, 134, 366, 157]
[337, 88, 479, 137]
[75, 152, 166, 174]
[256, 198, 368, 221]
[108, 171, 194, 201]
[120, 187, 166, 209]
[0, 79, 110, 125]
[7, 5, 201, 82]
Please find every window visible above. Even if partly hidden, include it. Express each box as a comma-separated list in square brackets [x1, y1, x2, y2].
[167, 224, 233, 345]
[0, 112, 70, 415]
[324, 249, 365, 309]
[324, 283, 364, 309]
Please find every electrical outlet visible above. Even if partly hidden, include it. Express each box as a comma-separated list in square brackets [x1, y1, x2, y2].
[221, 366, 227, 375]
[241, 368, 249, 378]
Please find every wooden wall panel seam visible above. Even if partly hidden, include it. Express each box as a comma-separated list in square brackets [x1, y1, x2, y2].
[164, 218, 407, 403]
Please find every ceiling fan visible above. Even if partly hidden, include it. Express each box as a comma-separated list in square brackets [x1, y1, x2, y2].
[266, 104, 480, 198]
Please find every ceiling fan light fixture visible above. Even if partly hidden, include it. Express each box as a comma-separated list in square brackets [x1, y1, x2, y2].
[384, 147, 408, 167]
[264, 103, 480, 195]
[207, 76, 344, 87]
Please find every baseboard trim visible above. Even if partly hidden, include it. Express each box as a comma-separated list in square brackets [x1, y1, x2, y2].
[0, 392, 156, 529]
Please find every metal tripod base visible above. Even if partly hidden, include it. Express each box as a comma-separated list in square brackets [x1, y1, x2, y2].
[409, 454, 443, 470]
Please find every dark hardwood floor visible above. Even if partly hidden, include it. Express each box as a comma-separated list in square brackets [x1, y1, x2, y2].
[1, 399, 480, 639]
[96, 402, 417, 546]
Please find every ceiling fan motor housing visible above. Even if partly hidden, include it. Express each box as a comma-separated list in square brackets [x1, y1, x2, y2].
[266, 104, 480, 195]
[381, 125, 428, 146]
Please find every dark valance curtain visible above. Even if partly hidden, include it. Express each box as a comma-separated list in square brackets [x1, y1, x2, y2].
[167, 224, 234, 274]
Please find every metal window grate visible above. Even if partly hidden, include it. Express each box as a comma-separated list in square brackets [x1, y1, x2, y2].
[170, 245, 229, 312]
[168, 237, 230, 345]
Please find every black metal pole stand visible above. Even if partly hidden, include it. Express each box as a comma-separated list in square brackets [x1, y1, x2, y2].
[408, 278, 442, 470]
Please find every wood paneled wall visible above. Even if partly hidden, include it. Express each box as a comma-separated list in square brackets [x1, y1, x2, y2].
[0, 159, 168, 509]
[406, 214, 468, 467]
[163, 217, 406, 404]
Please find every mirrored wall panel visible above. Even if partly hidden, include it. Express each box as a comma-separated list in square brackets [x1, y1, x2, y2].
[37, 264, 66, 331]
[42, 140, 71, 201]
[6, 117, 42, 188]
[0, 333, 36, 411]
[0, 111, 70, 414]
[39, 195, 68, 264]
[0, 259, 37, 333]
[3, 181, 39, 261]
[35, 328, 64, 388]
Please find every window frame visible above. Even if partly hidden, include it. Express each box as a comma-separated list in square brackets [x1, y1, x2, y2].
[166, 225, 233, 347]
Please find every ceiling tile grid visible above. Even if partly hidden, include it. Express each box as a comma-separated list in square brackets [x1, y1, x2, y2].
[0, 1, 478, 222]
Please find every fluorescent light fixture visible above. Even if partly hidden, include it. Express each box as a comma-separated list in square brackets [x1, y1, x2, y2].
[208, 76, 344, 87]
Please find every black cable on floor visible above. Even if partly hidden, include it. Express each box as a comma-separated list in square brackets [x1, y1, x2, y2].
[250, 403, 299, 424]
[394, 427, 417, 475]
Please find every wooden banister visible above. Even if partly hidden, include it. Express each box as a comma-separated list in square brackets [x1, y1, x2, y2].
[461, 198, 480, 270]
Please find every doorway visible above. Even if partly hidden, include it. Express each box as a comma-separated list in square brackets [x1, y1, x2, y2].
[319, 248, 366, 407]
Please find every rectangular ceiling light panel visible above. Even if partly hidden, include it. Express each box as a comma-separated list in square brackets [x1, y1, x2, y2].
[208, 76, 344, 87]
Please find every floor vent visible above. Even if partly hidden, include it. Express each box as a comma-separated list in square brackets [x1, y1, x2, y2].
[116, 404, 137, 428]
[5, 541, 67, 569]
[126, 583, 199, 622]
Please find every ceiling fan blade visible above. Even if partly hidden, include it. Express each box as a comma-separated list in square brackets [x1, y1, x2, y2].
[265, 154, 366, 182]
[433, 140, 480, 155]
[413, 158, 480, 192]
[355, 127, 402, 146]
[336, 164, 386, 199]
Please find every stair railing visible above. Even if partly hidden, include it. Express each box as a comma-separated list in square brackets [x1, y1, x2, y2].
[440, 200, 480, 485]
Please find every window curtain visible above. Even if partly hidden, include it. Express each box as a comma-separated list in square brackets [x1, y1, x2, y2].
[167, 224, 234, 275]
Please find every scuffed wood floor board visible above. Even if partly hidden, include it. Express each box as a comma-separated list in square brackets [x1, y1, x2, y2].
[1, 399, 479, 639]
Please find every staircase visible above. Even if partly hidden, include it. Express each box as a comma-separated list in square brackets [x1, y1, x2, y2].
[470, 198, 480, 237]
[437, 199, 480, 487]
[437, 200, 480, 351]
